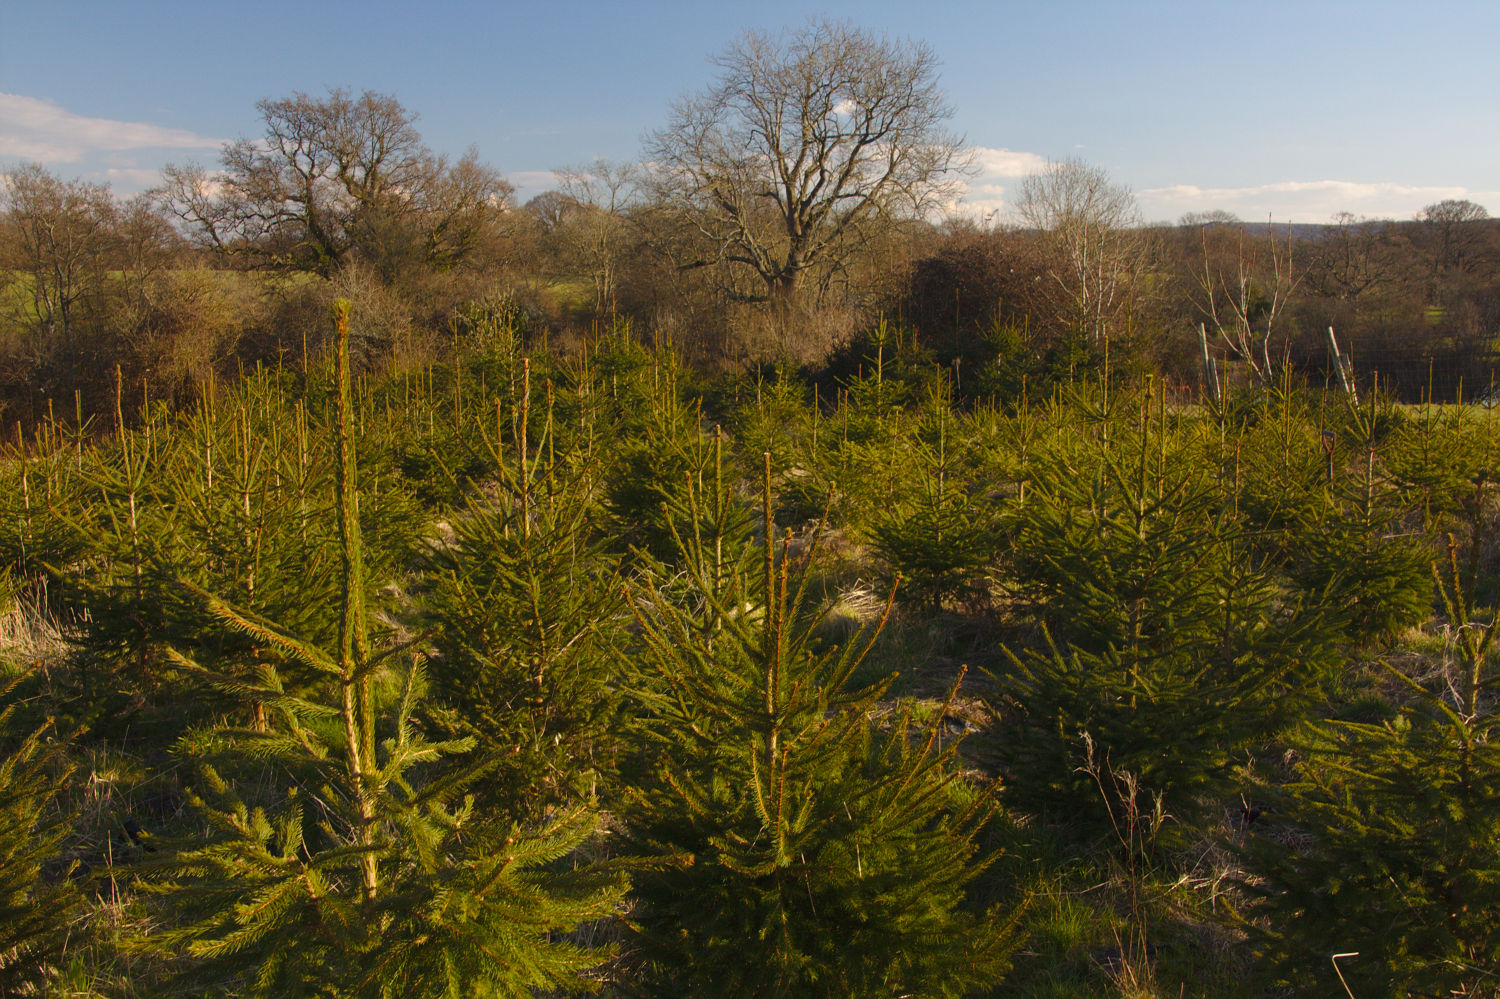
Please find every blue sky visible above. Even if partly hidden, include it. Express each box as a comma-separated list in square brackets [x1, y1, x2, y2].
[3, 0, 1496, 224]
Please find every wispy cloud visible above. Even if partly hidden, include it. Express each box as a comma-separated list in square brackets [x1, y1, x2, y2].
[1137, 179, 1496, 224]
[0, 93, 222, 163]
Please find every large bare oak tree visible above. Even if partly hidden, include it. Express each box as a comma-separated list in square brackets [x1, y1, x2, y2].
[164, 89, 511, 280]
[647, 21, 966, 316]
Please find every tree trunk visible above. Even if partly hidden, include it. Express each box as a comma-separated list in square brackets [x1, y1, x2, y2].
[769, 272, 800, 356]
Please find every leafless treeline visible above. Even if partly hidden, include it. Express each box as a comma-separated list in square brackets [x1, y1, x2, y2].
[3, 60, 1498, 430]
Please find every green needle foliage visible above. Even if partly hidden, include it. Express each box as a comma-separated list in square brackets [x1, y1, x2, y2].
[1242, 489, 1500, 998]
[1228, 383, 1332, 553]
[1383, 400, 1499, 523]
[424, 358, 627, 819]
[621, 454, 1021, 997]
[999, 388, 1341, 838]
[0, 681, 80, 996]
[1285, 392, 1433, 644]
[149, 386, 347, 733]
[599, 351, 734, 565]
[42, 367, 426, 740]
[138, 303, 627, 998]
[52, 383, 175, 720]
[18, 302, 1500, 998]
[725, 367, 816, 481]
[868, 404, 1000, 613]
[0, 426, 87, 602]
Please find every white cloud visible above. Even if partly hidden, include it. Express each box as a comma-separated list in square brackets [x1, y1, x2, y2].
[506, 170, 557, 204]
[0, 93, 222, 163]
[101, 167, 168, 189]
[971, 147, 1048, 178]
[1137, 179, 1496, 224]
[948, 145, 1048, 220]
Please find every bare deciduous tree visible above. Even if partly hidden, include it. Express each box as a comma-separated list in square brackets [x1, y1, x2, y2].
[1304, 212, 1405, 311]
[163, 89, 512, 280]
[1, 164, 195, 408]
[1, 164, 119, 338]
[1189, 219, 1301, 386]
[646, 20, 966, 322]
[1013, 159, 1145, 344]
[1416, 198, 1491, 296]
[555, 158, 639, 316]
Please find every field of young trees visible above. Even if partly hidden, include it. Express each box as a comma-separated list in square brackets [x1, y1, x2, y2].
[3, 308, 1500, 996]
[3, 19, 1500, 999]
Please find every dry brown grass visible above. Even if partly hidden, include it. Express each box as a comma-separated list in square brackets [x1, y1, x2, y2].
[0, 577, 66, 673]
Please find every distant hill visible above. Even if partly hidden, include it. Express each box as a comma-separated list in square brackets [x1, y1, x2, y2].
[1158, 217, 1500, 241]
[1147, 219, 1364, 239]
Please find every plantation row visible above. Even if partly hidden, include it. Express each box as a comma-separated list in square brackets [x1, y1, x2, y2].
[2, 311, 1498, 997]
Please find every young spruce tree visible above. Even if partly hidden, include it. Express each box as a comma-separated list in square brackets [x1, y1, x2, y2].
[424, 358, 627, 820]
[620, 451, 1021, 997]
[140, 303, 626, 998]
[1000, 388, 1340, 839]
[1240, 477, 1500, 998]
[0, 682, 80, 995]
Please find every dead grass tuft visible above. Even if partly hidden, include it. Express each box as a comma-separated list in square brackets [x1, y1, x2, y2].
[0, 577, 67, 672]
